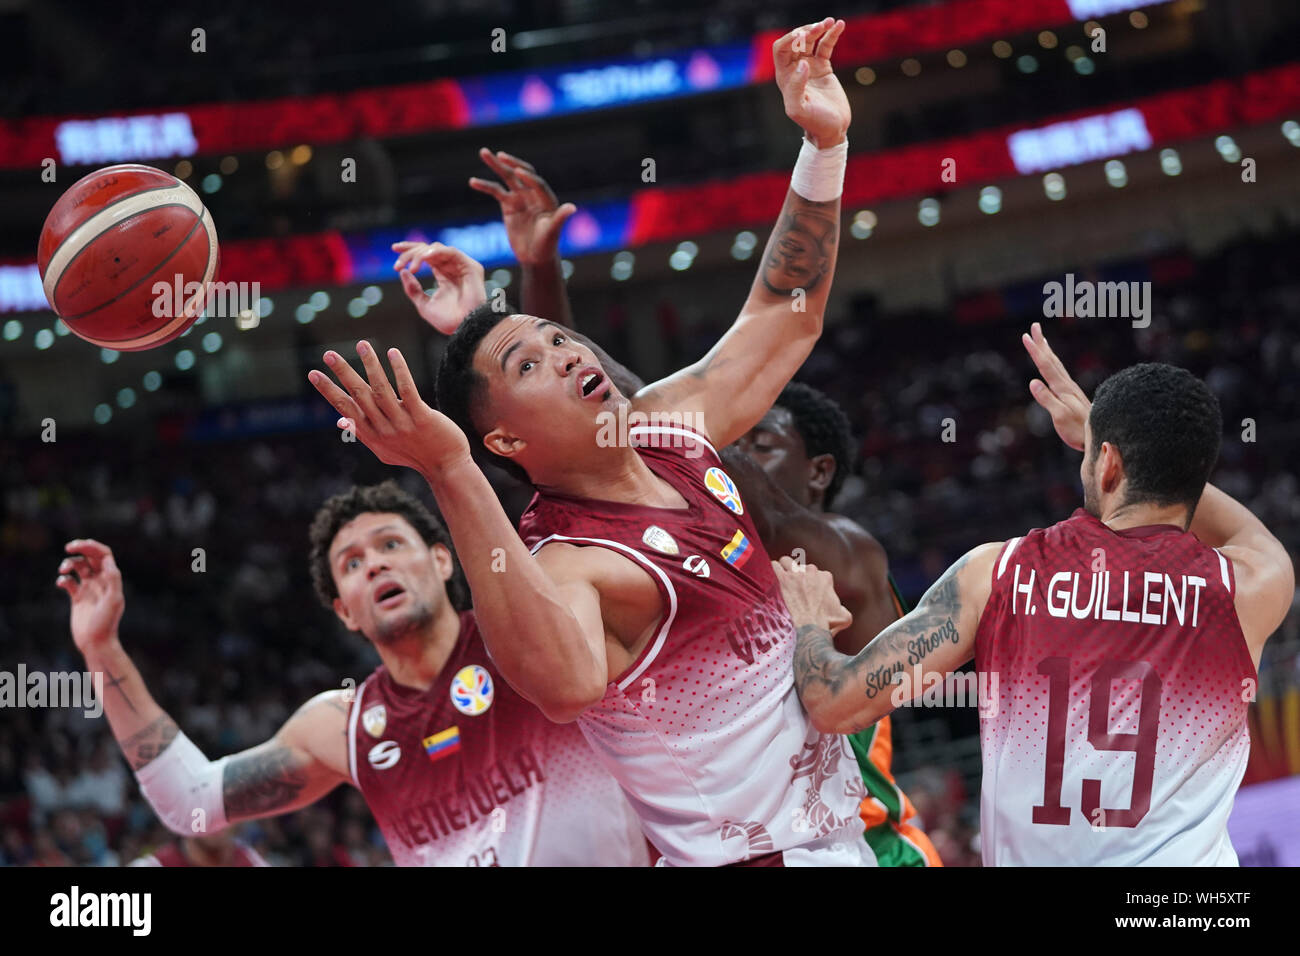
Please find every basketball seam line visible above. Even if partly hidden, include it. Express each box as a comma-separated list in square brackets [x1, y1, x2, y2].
[56, 209, 207, 324]
[45, 182, 180, 266]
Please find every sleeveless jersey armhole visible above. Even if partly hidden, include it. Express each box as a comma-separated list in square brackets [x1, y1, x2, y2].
[346, 678, 366, 787]
[528, 533, 680, 692]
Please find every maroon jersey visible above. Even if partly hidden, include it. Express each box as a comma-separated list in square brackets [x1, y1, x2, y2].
[347, 611, 646, 866]
[517, 424, 870, 867]
[974, 508, 1254, 865]
[130, 840, 268, 867]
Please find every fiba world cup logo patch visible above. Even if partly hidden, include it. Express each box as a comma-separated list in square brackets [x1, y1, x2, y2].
[450, 665, 494, 716]
[704, 467, 744, 515]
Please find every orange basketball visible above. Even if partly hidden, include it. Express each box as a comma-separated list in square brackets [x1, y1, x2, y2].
[37, 163, 219, 351]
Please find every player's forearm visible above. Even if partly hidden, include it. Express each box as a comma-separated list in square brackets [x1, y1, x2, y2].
[1190, 483, 1277, 550]
[520, 257, 573, 328]
[79, 638, 175, 771]
[423, 457, 606, 716]
[750, 185, 841, 324]
[81, 638, 236, 837]
[794, 552, 976, 733]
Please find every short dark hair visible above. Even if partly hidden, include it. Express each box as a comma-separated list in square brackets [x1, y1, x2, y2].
[308, 480, 469, 612]
[1088, 363, 1221, 513]
[435, 301, 530, 484]
[774, 381, 857, 509]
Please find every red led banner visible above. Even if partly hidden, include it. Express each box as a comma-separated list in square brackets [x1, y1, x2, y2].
[750, 0, 1074, 81]
[630, 63, 1300, 245]
[4, 61, 1295, 314]
[0, 0, 1171, 169]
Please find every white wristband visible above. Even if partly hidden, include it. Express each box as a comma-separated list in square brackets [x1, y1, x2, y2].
[134, 729, 229, 836]
[791, 136, 848, 202]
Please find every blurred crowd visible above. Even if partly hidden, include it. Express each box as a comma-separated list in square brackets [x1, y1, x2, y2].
[1, 228, 1297, 866]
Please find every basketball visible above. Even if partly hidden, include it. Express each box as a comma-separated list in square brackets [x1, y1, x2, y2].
[37, 163, 219, 351]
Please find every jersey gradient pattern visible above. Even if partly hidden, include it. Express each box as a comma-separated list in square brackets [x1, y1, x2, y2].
[518, 425, 871, 867]
[975, 509, 1255, 866]
[348, 611, 648, 867]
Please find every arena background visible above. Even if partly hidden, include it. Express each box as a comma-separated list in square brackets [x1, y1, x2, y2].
[1, 0, 1298, 866]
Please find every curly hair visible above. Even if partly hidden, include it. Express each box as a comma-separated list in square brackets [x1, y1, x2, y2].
[308, 480, 469, 612]
[1089, 363, 1221, 513]
[775, 381, 858, 509]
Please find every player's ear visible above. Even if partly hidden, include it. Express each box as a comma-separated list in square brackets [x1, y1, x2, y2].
[808, 453, 836, 499]
[332, 596, 359, 632]
[1099, 441, 1124, 492]
[483, 427, 525, 460]
[431, 542, 455, 584]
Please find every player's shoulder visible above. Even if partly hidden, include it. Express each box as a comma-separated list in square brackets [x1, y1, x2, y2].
[294, 687, 354, 719]
[823, 513, 886, 562]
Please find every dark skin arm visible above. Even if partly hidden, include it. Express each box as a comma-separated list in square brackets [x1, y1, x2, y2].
[719, 446, 896, 655]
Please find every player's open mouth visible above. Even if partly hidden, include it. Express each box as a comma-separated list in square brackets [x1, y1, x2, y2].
[577, 368, 608, 401]
[373, 583, 406, 607]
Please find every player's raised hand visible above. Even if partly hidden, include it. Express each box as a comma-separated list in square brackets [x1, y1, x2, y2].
[1022, 321, 1091, 452]
[772, 556, 853, 636]
[309, 342, 472, 479]
[470, 148, 576, 266]
[391, 241, 488, 334]
[773, 18, 850, 148]
[56, 539, 125, 653]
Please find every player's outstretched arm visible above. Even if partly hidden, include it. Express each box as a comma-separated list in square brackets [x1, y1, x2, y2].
[468, 148, 648, 395]
[57, 540, 349, 834]
[631, 18, 849, 448]
[1188, 485, 1294, 664]
[784, 543, 1001, 734]
[219, 690, 352, 824]
[469, 147, 576, 329]
[1022, 322, 1295, 663]
[308, 344, 611, 722]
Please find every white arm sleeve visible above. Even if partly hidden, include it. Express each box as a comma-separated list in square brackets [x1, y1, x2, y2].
[133, 730, 230, 836]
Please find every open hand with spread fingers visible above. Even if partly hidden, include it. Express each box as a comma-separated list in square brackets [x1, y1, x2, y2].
[469, 147, 576, 267]
[391, 241, 488, 335]
[308, 341, 471, 480]
[773, 17, 851, 148]
[1022, 321, 1091, 452]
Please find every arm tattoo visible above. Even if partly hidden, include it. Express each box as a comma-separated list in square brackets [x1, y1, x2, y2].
[794, 552, 970, 707]
[759, 196, 839, 297]
[121, 714, 180, 771]
[102, 669, 137, 714]
[222, 746, 311, 819]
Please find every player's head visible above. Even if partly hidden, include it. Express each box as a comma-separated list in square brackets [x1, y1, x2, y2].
[1082, 363, 1222, 524]
[309, 481, 468, 645]
[735, 381, 856, 510]
[436, 302, 627, 484]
